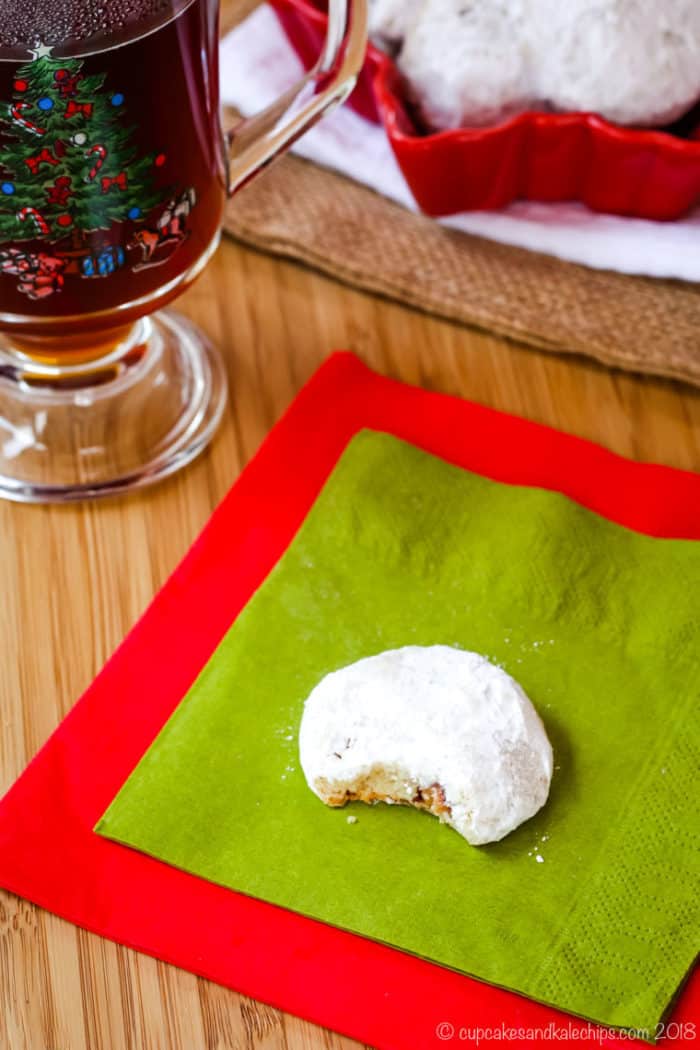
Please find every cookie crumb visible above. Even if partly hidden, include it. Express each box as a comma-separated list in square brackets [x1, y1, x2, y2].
[347, 815, 358, 825]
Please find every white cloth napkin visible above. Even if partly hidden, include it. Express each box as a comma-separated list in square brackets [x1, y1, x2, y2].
[220, 4, 700, 281]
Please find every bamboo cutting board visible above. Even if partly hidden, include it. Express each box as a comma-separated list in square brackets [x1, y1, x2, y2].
[1, 0, 700, 1045]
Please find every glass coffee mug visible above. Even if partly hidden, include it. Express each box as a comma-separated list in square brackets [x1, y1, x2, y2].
[0, 0, 366, 501]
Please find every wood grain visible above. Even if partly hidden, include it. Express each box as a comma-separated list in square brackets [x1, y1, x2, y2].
[1, 0, 700, 1038]
[1, 233, 699, 1050]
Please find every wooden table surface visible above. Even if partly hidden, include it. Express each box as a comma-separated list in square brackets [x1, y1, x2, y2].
[2, 181, 700, 1049]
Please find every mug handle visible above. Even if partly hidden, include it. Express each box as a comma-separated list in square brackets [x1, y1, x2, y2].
[225, 0, 368, 196]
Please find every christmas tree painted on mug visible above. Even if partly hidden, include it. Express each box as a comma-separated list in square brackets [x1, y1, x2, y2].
[0, 45, 196, 299]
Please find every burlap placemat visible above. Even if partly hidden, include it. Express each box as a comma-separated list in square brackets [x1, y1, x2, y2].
[224, 147, 700, 388]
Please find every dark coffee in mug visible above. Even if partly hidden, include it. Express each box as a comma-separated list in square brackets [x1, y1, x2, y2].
[0, 0, 225, 333]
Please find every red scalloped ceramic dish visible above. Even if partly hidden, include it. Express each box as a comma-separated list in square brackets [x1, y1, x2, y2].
[270, 0, 700, 220]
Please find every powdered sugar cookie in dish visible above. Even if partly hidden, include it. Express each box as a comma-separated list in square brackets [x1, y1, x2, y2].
[392, 0, 700, 130]
[368, 0, 423, 53]
[537, 0, 700, 127]
[397, 0, 539, 129]
[299, 645, 553, 846]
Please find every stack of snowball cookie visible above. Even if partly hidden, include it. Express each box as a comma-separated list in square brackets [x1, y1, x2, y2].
[369, 0, 700, 130]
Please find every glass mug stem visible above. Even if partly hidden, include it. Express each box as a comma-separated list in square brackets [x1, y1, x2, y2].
[0, 0, 368, 502]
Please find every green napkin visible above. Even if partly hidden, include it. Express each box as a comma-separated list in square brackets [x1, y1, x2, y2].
[97, 431, 699, 1034]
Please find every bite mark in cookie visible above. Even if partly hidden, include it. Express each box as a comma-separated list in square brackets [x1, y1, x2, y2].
[299, 645, 553, 846]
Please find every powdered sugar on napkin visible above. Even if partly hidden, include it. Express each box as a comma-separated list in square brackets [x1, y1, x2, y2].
[220, 4, 700, 281]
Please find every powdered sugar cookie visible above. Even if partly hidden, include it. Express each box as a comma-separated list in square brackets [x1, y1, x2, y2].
[391, 0, 700, 130]
[397, 0, 538, 129]
[537, 0, 700, 127]
[368, 0, 423, 53]
[299, 645, 553, 846]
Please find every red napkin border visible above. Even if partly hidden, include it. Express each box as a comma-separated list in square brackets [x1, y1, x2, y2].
[0, 353, 697, 1050]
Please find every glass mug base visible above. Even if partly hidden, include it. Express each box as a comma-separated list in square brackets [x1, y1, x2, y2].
[0, 310, 228, 503]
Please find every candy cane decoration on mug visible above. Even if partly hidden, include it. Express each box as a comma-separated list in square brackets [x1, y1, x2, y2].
[9, 101, 45, 136]
[84, 143, 106, 182]
[17, 206, 50, 236]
